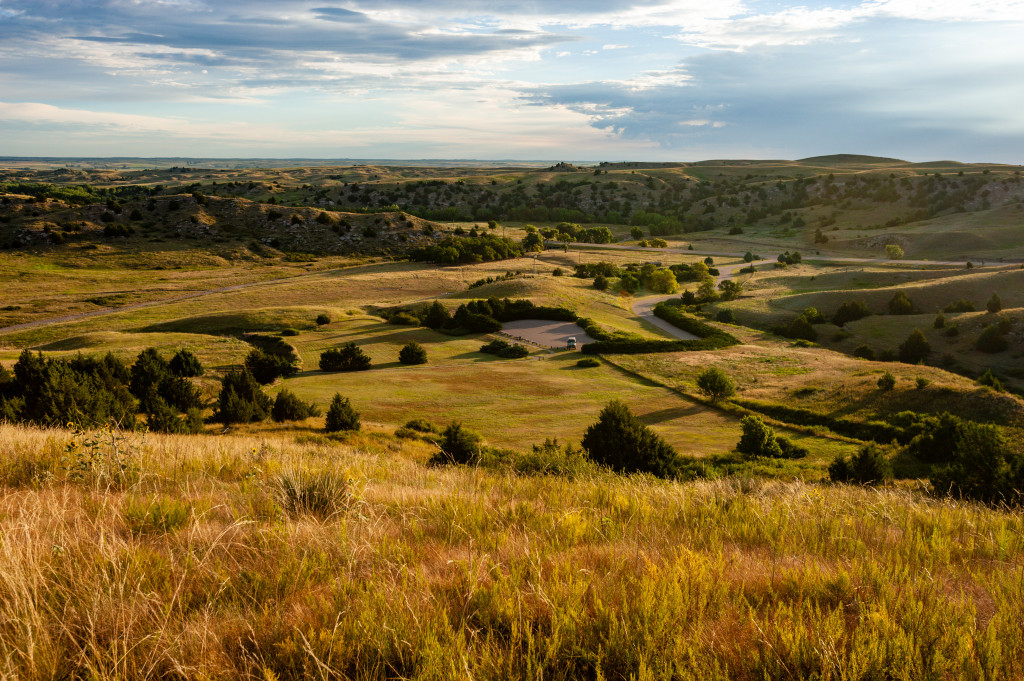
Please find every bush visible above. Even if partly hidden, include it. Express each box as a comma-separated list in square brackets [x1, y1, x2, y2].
[888, 292, 914, 315]
[833, 300, 871, 326]
[434, 422, 483, 464]
[933, 313, 945, 329]
[581, 400, 680, 478]
[576, 357, 600, 368]
[479, 339, 529, 359]
[695, 367, 736, 402]
[930, 421, 1020, 504]
[975, 325, 1009, 353]
[593, 274, 609, 291]
[977, 369, 1005, 392]
[320, 343, 371, 372]
[423, 301, 451, 329]
[987, 293, 1002, 314]
[245, 348, 298, 384]
[399, 341, 427, 365]
[324, 393, 360, 432]
[916, 377, 931, 390]
[169, 349, 204, 377]
[388, 312, 420, 326]
[829, 445, 892, 485]
[898, 329, 931, 364]
[404, 418, 437, 433]
[552, 268, 564, 277]
[316, 313, 331, 326]
[272, 389, 320, 422]
[216, 368, 271, 425]
[736, 415, 783, 459]
[943, 299, 975, 313]
[853, 345, 876, 361]
[877, 371, 896, 391]
[715, 309, 735, 323]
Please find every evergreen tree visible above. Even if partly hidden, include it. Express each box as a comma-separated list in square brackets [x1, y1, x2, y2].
[325, 393, 360, 432]
[581, 400, 680, 478]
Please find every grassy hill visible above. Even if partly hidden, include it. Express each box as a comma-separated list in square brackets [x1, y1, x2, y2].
[0, 422, 1021, 679]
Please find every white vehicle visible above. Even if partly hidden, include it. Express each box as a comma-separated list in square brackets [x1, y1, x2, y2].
[566, 336, 577, 350]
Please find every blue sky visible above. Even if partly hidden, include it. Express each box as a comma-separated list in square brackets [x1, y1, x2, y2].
[1, 0, 1022, 161]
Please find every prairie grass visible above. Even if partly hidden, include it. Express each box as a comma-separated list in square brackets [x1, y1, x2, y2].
[0, 422, 1021, 679]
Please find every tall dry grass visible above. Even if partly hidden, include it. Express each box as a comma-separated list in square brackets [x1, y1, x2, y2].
[0, 422, 1021, 679]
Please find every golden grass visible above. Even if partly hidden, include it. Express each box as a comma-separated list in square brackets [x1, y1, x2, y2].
[0, 422, 1021, 679]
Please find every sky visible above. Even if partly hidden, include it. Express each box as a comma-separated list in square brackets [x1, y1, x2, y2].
[0, 0, 1023, 162]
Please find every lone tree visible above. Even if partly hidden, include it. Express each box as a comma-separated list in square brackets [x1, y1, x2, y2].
[325, 393, 360, 432]
[695, 367, 736, 402]
[399, 341, 427, 365]
[987, 293, 1003, 314]
[581, 400, 679, 478]
[434, 422, 483, 464]
[886, 244, 904, 260]
[898, 329, 931, 364]
[736, 415, 782, 459]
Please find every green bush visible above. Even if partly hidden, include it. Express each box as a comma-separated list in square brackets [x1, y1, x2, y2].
[975, 325, 1009, 353]
[280, 328, 299, 337]
[987, 293, 1002, 314]
[324, 393, 360, 432]
[404, 418, 437, 433]
[898, 329, 931, 364]
[216, 368, 271, 425]
[320, 343, 371, 372]
[245, 348, 299, 384]
[829, 445, 892, 485]
[695, 367, 736, 402]
[888, 292, 914, 315]
[399, 341, 428, 365]
[576, 357, 600, 368]
[433, 422, 483, 464]
[978, 369, 1005, 392]
[832, 300, 871, 326]
[930, 422, 1020, 504]
[272, 389, 320, 422]
[315, 313, 331, 325]
[169, 349, 204, 377]
[480, 339, 529, 358]
[877, 371, 896, 391]
[943, 299, 975, 313]
[736, 415, 783, 459]
[389, 312, 420, 326]
[715, 309, 735, 323]
[853, 345, 876, 360]
[933, 313, 945, 329]
[581, 400, 680, 478]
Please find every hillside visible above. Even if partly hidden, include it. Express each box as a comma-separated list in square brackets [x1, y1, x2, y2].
[0, 422, 1021, 679]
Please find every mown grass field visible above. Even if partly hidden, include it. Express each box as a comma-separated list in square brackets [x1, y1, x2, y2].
[0, 423, 1021, 679]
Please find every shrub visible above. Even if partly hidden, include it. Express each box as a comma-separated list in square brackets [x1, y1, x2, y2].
[320, 343, 371, 372]
[245, 348, 298, 384]
[619, 274, 639, 293]
[388, 312, 420, 326]
[399, 341, 428, 365]
[280, 328, 299, 336]
[774, 436, 809, 459]
[716, 309, 735, 323]
[943, 299, 975, 313]
[736, 415, 783, 459]
[933, 313, 945, 329]
[272, 467, 350, 519]
[404, 418, 437, 433]
[916, 377, 931, 390]
[316, 313, 331, 326]
[695, 367, 736, 402]
[898, 329, 931, 364]
[975, 325, 1009, 353]
[216, 368, 271, 424]
[480, 339, 529, 359]
[576, 357, 600, 368]
[169, 349, 204, 377]
[977, 369, 1005, 392]
[434, 422, 483, 464]
[886, 244, 904, 260]
[853, 345, 876, 361]
[987, 293, 1002, 314]
[581, 400, 680, 478]
[593, 274, 609, 291]
[930, 421, 1020, 504]
[829, 445, 891, 485]
[888, 292, 914, 315]
[324, 393, 360, 432]
[272, 389, 320, 422]
[423, 301, 451, 329]
[552, 268, 564, 277]
[833, 300, 871, 326]
[877, 371, 896, 391]
[646, 269, 679, 294]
